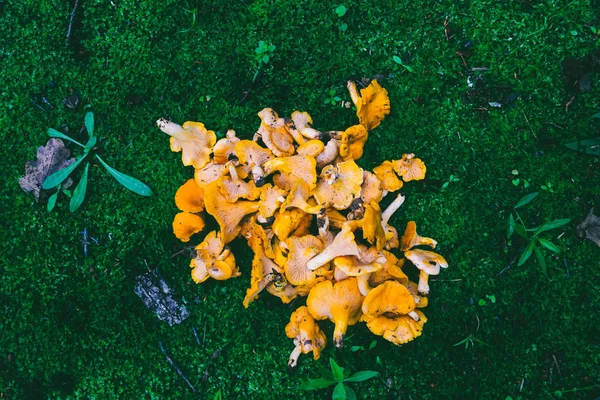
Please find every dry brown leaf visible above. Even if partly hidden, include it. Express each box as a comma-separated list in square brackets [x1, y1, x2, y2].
[577, 208, 600, 247]
[19, 138, 75, 200]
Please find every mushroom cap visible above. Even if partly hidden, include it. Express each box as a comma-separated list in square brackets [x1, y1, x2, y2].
[272, 209, 312, 242]
[297, 139, 325, 157]
[243, 242, 282, 308]
[213, 130, 240, 164]
[291, 111, 322, 140]
[263, 155, 317, 191]
[286, 306, 327, 367]
[172, 212, 205, 242]
[339, 124, 368, 161]
[314, 160, 363, 210]
[195, 230, 224, 256]
[404, 281, 429, 308]
[347, 80, 390, 131]
[392, 154, 427, 182]
[258, 184, 288, 219]
[373, 161, 403, 192]
[204, 181, 259, 243]
[369, 256, 407, 287]
[157, 119, 217, 169]
[404, 249, 448, 275]
[316, 139, 340, 169]
[360, 202, 386, 249]
[208, 252, 238, 280]
[333, 255, 383, 277]
[285, 306, 315, 339]
[400, 221, 438, 251]
[360, 171, 383, 204]
[236, 140, 274, 168]
[175, 179, 205, 213]
[365, 310, 427, 345]
[281, 181, 323, 215]
[257, 109, 295, 157]
[362, 280, 416, 318]
[307, 278, 364, 347]
[217, 174, 261, 203]
[194, 162, 223, 187]
[306, 223, 360, 270]
[190, 258, 210, 284]
[284, 235, 323, 286]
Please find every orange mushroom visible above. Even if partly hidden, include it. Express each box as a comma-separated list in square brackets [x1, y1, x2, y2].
[172, 212, 205, 242]
[339, 124, 369, 161]
[213, 130, 240, 164]
[286, 306, 327, 368]
[373, 161, 403, 192]
[346, 80, 390, 131]
[392, 153, 427, 182]
[404, 249, 448, 295]
[175, 179, 205, 213]
[157, 119, 216, 169]
[313, 160, 363, 210]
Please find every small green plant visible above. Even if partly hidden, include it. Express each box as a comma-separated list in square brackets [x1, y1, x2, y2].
[42, 111, 152, 212]
[213, 389, 222, 400]
[299, 358, 379, 400]
[441, 174, 460, 190]
[252, 41, 276, 82]
[324, 89, 342, 106]
[453, 334, 487, 349]
[506, 192, 571, 275]
[540, 182, 555, 193]
[350, 339, 377, 352]
[478, 294, 496, 306]
[180, 7, 197, 32]
[511, 169, 530, 188]
[392, 55, 414, 73]
[334, 5, 348, 34]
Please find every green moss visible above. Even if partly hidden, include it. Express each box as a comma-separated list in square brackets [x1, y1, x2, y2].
[1, 0, 599, 398]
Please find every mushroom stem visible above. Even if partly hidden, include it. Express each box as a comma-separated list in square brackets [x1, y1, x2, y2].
[356, 273, 372, 296]
[251, 165, 266, 186]
[346, 81, 360, 106]
[227, 162, 239, 181]
[307, 226, 359, 270]
[333, 318, 349, 348]
[408, 311, 420, 321]
[288, 344, 302, 368]
[381, 193, 406, 228]
[417, 270, 430, 295]
[157, 118, 186, 139]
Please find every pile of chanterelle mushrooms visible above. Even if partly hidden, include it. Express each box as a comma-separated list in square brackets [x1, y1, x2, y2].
[157, 80, 448, 368]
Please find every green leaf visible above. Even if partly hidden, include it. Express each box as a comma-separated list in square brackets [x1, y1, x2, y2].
[262, 55, 269, 63]
[330, 358, 344, 382]
[47, 192, 58, 211]
[392, 55, 402, 64]
[368, 340, 377, 350]
[42, 156, 86, 189]
[538, 238, 561, 254]
[298, 378, 336, 390]
[376, 356, 382, 365]
[535, 218, 572, 234]
[564, 137, 600, 156]
[95, 155, 153, 196]
[403, 64, 415, 73]
[62, 189, 72, 198]
[318, 366, 334, 380]
[514, 192, 538, 208]
[478, 299, 487, 306]
[332, 383, 347, 400]
[592, 112, 600, 119]
[350, 346, 363, 352]
[344, 371, 379, 383]
[339, 23, 348, 32]
[533, 243, 547, 276]
[85, 112, 94, 138]
[507, 213, 515, 238]
[47, 128, 85, 148]
[345, 386, 357, 400]
[518, 240, 535, 266]
[84, 136, 97, 153]
[335, 4, 347, 17]
[514, 224, 528, 239]
[334, 96, 342, 102]
[268, 44, 276, 51]
[69, 163, 89, 212]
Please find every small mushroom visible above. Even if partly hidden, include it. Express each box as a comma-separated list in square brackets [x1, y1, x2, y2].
[285, 306, 327, 368]
[157, 119, 216, 169]
[313, 160, 363, 210]
[339, 124, 369, 161]
[373, 161, 403, 192]
[284, 235, 324, 286]
[172, 212, 205, 242]
[262, 155, 317, 191]
[404, 249, 448, 295]
[191, 230, 240, 283]
[316, 139, 340, 169]
[175, 179, 205, 213]
[392, 154, 427, 182]
[281, 181, 323, 215]
[291, 111, 322, 139]
[213, 130, 240, 164]
[257, 108, 295, 157]
[235, 140, 274, 186]
[400, 221, 437, 251]
[307, 224, 360, 270]
[347, 80, 390, 131]
[296, 140, 325, 157]
[307, 278, 364, 347]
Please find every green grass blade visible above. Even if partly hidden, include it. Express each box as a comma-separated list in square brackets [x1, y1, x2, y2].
[41, 156, 86, 189]
[332, 383, 347, 400]
[538, 238, 561, 254]
[47, 192, 58, 211]
[48, 128, 85, 147]
[297, 378, 336, 390]
[535, 218, 572, 235]
[507, 213, 515, 238]
[95, 155, 153, 196]
[344, 371, 379, 383]
[69, 163, 89, 212]
[85, 112, 94, 138]
[533, 244, 547, 276]
[330, 358, 344, 382]
[514, 192, 538, 209]
[518, 240, 535, 266]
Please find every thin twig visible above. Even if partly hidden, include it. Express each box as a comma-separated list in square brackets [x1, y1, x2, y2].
[565, 96, 575, 113]
[192, 327, 201, 346]
[521, 110, 537, 139]
[66, 0, 80, 47]
[498, 255, 518, 276]
[159, 341, 196, 393]
[552, 355, 561, 375]
[430, 278, 462, 282]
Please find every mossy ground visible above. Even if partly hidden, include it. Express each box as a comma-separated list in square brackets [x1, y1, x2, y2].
[1, 0, 599, 399]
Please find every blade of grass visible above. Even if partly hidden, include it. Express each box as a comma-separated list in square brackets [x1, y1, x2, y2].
[95, 155, 153, 196]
